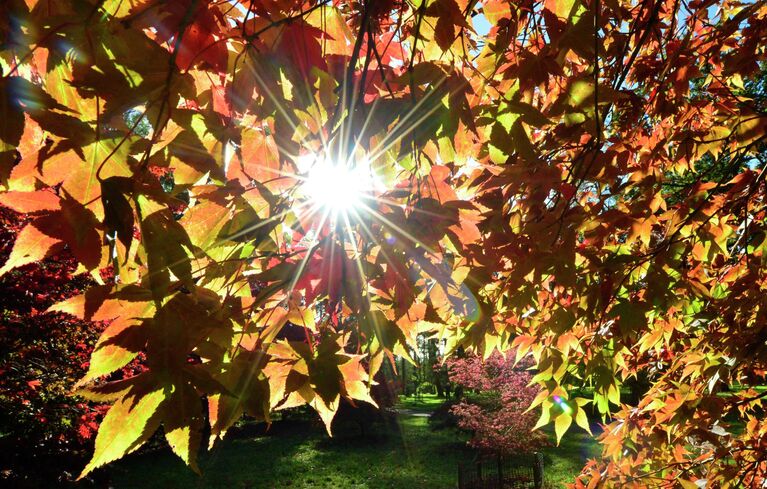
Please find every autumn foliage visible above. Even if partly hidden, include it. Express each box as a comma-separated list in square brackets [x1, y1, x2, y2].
[0, 205, 106, 483]
[447, 351, 547, 455]
[1, 0, 767, 486]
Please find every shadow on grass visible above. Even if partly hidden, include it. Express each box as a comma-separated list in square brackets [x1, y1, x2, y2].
[106, 412, 472, 489]
[105, 398, 601, 489]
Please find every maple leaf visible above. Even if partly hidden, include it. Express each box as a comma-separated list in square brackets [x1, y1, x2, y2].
[276, 20, 327, 80]
[0, 218, 65, 276]
[79, 376, 166, 479]
[0, 190, 61, 213]
[425, 0, 471, 51]
[49, 285, 155, 384]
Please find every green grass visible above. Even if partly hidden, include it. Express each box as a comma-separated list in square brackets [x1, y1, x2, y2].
[539, 425, 601, 487]
[394, 393, 446, 411]
[106, 397, 599, 488]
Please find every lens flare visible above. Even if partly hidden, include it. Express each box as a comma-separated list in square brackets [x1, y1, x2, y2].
[553, 395, 572, 414]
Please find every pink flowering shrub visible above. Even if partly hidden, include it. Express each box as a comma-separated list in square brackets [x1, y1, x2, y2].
[447, 350, 548, 454]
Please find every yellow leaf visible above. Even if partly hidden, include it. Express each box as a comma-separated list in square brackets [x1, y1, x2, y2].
[554, 413, 573, 445]
[287, 304, 316, 332]
[532, 400, 552, 430]
[544, 0, 579, 19]
[310, 394, 339, 436]
[527, 389, 550, 411]
[0, 221, 62, 277]
[574, 406, 592, 435]
[339, 358, 378, 408]
[79, 383, 166, 479]
[607, 383, 621, 405]
[164, 384, 203, 474]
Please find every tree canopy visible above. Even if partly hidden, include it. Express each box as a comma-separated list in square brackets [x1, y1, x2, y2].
[1, 0, 767, 485]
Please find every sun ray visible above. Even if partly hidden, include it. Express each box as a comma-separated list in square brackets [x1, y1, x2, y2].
[342, 208, 395, 373]
[347, 201, 472, 323]
[355, 200, 440, 257]
[341, 208, 371, 302]
[285, 203, 332, 297]
[246, 59, 322, 153]
[220, 199, 312, 243]
[364, 193, 456, 220]
[365, 94, 447, 164]
[341, 209, 386, 348]
[345, 204, 412, 303]
[365, 76, 449, 161]
[336, 44, 363, 166]
[341, 94, 384, 171]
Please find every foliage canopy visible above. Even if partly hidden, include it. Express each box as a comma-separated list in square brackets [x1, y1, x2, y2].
[1, 0, 767, 485]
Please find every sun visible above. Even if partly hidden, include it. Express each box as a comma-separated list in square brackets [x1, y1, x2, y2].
[297, 152, 379, 217]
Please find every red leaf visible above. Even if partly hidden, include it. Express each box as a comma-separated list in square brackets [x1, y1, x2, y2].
[176, 22, 228, 73]
[426, 0, 470, 51]
[277, 21, 327, 79]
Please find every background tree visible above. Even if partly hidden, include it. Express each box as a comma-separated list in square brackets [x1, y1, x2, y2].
[0, 205, 105, 486]
[397, 333, 448, 398]
[447, 350, 548, 455]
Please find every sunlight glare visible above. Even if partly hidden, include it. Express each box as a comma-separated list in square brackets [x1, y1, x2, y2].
[298, 152, 378, 215]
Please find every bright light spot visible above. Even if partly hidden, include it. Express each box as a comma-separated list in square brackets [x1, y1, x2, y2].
[553, 395, 572, 414]
[297, 152, 380, 216]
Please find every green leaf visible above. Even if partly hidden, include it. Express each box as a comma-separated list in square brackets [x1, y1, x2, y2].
[489, 121, 514, 153]
[168, 129, 222, 186]
[140, 210, 194, 299]
[566, 79, 594, 109]
[501, 100, 552, 128]
[209, 352, 271, 447]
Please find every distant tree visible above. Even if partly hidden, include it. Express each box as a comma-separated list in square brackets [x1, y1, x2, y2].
[447, 351, 548, 455]
[432, 356, 451, 399]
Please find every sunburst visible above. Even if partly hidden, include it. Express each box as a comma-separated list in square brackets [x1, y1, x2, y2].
[296, 150, 382, 222]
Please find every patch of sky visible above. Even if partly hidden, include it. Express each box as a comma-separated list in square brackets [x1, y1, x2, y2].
[472, 12, 491, 37]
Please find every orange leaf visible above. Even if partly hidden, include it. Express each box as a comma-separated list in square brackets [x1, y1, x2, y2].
[0, 219, 64, 276]
[0, 190, 60, 213]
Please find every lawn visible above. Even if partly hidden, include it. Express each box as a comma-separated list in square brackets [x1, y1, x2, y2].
[539, 425, 601, 487]
[106, 396, 600, 488]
